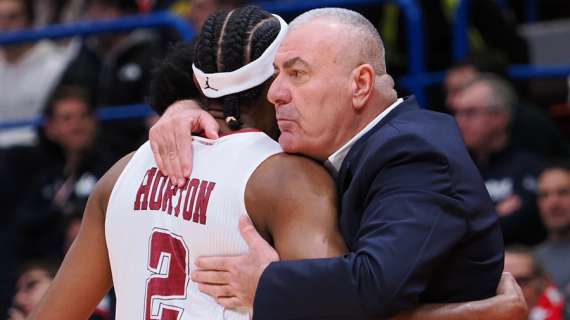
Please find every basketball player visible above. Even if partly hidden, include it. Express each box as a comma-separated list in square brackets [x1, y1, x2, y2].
[29, 6, 525, 320]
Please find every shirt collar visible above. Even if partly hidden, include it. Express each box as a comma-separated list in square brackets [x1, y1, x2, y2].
[324, 98, 403, 176]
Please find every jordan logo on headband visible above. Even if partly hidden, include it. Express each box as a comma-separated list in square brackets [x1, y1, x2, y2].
[192, 14, 288, 99]
[204, 77, 218, 91]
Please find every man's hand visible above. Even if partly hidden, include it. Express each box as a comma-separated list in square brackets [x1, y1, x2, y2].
[149, 99, 219, 187]
[493, 272, 528, 319]
[191, 216, 279, 310]
[389, 272, 528, 320]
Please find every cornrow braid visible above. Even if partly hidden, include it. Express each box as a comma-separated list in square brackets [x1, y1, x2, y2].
[193, 5, 282, 130]
[195, 10, 228, 73]
[220, 6, 266, 72]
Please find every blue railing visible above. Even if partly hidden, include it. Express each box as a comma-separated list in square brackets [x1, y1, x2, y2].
[400, 65, 570, 90]
[0, 11, 195, 45]
[452, 0, 547, 61]
[0, 105, 156, 130]
[448, 0, 569, 81]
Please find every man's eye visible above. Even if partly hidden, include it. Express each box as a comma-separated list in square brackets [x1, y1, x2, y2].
[289, 70, 303, 77]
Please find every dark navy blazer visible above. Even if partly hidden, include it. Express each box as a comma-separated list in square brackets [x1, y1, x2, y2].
[253, 97, 504, 319]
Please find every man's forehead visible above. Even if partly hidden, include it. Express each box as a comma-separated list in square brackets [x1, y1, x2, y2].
[540, 169, 570, 186]
[275, 37, 309, 65]
[275, 22, 340, 65]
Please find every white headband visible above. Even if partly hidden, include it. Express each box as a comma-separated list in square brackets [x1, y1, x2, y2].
[192, 14, 288, 98]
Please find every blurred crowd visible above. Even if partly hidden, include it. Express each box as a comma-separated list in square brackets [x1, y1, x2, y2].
[0, 0, 569, 319]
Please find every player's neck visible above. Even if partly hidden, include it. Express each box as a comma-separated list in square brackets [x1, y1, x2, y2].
[209, 110, 257, 135]
[207, 99, 275, 138]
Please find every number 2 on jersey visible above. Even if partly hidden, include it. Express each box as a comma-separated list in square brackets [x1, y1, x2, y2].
[145, 229, 189, 320]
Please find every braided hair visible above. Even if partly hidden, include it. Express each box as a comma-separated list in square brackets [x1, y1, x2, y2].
[194, 5, 281, 130]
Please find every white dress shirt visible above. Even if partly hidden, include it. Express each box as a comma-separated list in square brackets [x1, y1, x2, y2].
[324, 98, 403, 176]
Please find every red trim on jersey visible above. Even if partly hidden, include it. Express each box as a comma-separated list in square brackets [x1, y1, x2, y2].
[194, 128, 260, 139]
[218, 128, 261, 137]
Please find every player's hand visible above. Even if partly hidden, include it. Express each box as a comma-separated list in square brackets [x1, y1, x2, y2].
[191, 216, 279, 310]
[492, 272, 528, 320]
[149, 99, 219, 187]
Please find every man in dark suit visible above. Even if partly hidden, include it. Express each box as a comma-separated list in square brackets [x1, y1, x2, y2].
[150, 8, 505, 319]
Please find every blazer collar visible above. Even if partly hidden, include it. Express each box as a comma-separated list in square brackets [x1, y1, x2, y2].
[335, 95, 420, 189]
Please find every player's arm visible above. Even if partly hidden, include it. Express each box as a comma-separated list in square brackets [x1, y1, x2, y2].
[28, 153, 133, 320]
[245, 153, 347, 259]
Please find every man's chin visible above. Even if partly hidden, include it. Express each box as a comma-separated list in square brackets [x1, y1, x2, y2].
[278, 134, 300, 154]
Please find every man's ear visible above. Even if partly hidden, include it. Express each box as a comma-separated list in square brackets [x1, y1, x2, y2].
[351, 64, 375, 110]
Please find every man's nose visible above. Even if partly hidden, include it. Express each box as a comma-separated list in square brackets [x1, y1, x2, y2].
[267, 74, 290, 108]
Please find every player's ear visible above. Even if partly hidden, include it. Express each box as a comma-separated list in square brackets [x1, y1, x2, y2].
[350, 64, 375, 110]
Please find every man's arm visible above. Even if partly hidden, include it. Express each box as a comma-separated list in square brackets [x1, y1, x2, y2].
[250, 125, 507, 319]
[28, 154, 132, 319]
[247, 155, 525, 320]
[392, 273, 528, 320]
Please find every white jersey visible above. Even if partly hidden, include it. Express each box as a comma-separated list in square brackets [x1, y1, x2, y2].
[105, 131, 282, 320]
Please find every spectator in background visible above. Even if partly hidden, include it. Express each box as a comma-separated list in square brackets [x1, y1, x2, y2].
[505, 246, 565, 320]
[14, 86, 114, 262]
[0, 0, 71, 147]
[444, 58, 507, 109]
[535, 164, 570, 320]
[8, 260, 59, 320]
[33, 0, 87, 27]
[450, 73, 547, 246]
[8, 259, 112, 320]
[444, 60, 568, 158]
[56, 0, 162, 159]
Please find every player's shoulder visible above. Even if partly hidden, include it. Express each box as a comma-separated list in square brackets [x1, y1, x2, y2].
[256, 153, 333, 187]
[245, 153, 337, 243]
[246, 152, 336, 212]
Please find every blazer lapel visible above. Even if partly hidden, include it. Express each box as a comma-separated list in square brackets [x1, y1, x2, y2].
[336, 96, 419, 194]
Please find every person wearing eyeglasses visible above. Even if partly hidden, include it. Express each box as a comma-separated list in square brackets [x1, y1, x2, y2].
[505, 246, 565, 320]
[449, 73, 547, 246]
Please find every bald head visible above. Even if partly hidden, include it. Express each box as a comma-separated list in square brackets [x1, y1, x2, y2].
[290, 8, 385, 74]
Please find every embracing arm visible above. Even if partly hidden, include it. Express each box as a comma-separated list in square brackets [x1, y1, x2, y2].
[253, 134, 503, 319]
[393, 273, 527, 320]
[248, 155, 526, 320]
[28, 154, 132, 319]
[149, 100, 219, 187]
